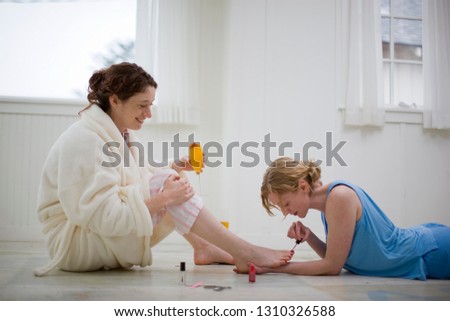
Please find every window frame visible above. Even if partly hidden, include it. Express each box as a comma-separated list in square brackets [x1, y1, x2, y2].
[381, 0, 423, 109]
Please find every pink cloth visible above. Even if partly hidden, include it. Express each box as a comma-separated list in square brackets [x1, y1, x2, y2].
[148, 169, 203, 235]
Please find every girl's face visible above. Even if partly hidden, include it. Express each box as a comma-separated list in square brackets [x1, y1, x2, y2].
[268, 179, 311, 218]
[109, 85, 156, 132]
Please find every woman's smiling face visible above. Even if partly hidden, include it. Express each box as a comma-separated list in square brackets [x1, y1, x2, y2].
[109, 85, 156, 132]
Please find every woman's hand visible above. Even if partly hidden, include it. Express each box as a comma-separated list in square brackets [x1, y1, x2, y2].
[162, 174, 195, 205]
[287, 221, 311, 243]
[172, 155, 192, 173]
[172, 155, 205, 173]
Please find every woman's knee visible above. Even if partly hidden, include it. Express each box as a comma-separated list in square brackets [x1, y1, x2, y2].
[148, 168, 179, 195]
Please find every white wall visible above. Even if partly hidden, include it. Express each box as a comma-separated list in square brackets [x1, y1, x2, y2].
[0, 99, 79, 241]
[1, 0, 449, 250]
[220, 0, 450, 249]
[221, 0, 337, 248]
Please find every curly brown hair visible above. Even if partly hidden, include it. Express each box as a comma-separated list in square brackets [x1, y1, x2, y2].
[87, 62, 157, 113]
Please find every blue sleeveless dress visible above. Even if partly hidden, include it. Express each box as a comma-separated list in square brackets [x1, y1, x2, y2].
[321, 180, 440, 280]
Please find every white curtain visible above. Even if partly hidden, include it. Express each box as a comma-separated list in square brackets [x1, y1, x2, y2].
[422, 0, 450, 129]
[135, 0, 159, 78]
[337, 0, 385, 126]
[135, 0, 200, 124]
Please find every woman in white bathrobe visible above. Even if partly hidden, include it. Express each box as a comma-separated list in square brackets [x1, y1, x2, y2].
[34, 62, 292, 276]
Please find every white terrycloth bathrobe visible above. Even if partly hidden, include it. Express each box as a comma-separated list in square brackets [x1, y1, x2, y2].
[34, 105, 179, 276]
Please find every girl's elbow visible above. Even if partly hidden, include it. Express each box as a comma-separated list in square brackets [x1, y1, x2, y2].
[323, 262, 344, 276]
[328, 268, 342, 276]
[321, 268, 342, 276]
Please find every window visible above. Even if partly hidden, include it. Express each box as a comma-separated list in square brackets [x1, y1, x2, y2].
[381, 0, 423, 108]
[0, 0, 136, 99]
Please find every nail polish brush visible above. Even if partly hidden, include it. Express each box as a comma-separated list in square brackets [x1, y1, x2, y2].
[291, 239, 303, 251]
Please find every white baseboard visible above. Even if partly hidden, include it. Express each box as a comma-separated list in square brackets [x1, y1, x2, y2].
[0, 227, 45, 242]
[0, 227, 320, 260]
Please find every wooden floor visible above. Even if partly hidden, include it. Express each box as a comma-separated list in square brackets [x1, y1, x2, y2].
[1, 240, 449, 301]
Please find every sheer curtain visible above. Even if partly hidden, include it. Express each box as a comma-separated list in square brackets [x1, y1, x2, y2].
[337, 0, 385, 126]
[422, 0, 450, 129]
[135, 0, 200, 124]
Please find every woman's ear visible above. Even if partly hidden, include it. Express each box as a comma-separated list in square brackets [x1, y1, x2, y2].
[109, 95, 120, 109]
[298, 179, 309, 193]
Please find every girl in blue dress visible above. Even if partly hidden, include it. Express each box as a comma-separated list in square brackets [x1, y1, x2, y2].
[258, 157, 450, 280]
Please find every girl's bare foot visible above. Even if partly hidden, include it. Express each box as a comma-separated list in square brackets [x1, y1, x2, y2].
[193, 242, 235, 265]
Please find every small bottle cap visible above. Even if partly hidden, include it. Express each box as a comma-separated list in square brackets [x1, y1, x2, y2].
[180, 262, 186, 271]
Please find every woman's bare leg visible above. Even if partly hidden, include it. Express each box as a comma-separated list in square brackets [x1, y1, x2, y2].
[184, 233, 234, 265]
[188, 207, 292, 272]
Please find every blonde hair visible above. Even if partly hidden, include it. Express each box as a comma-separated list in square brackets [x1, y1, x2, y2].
[261, 157, 321, 216]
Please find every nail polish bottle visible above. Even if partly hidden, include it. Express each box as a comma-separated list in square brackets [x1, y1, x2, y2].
[249, 263, 256, 283]
[179, 262, 186, 286]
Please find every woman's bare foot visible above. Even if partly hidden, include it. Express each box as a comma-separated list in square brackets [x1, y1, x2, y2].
[234, 262, 270, 275]
[186, 209, 292, 271]
[233, 246, 293, 273]
[193, 242, 235, 265]
[184, 232, 234, 265]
